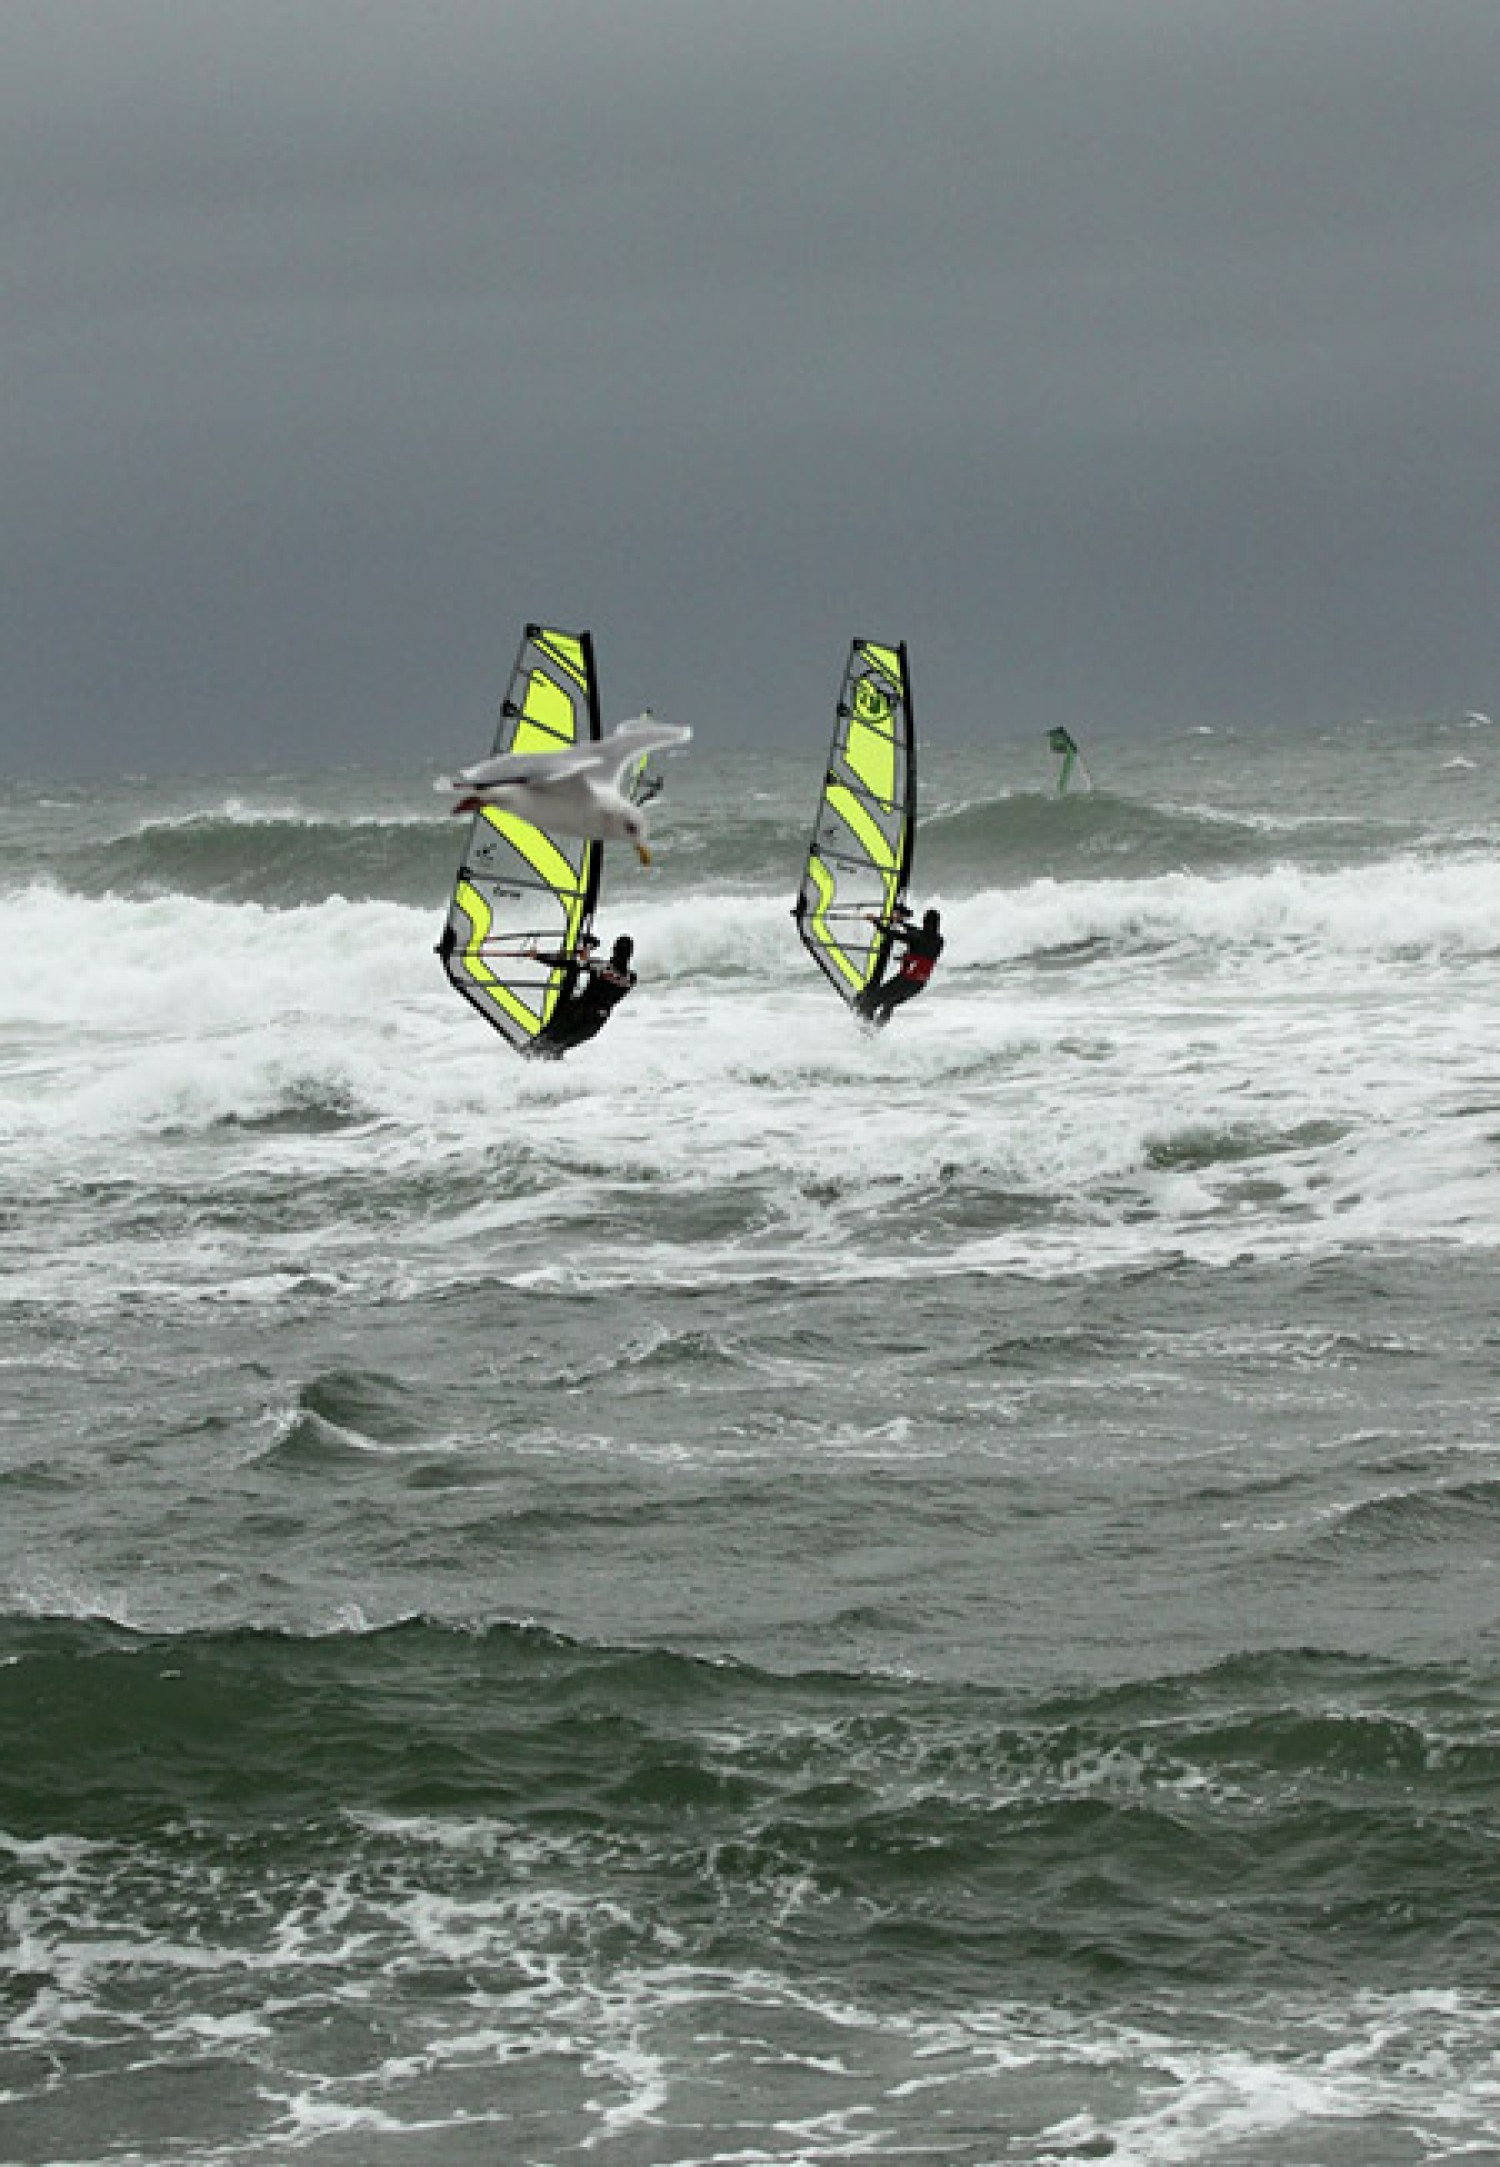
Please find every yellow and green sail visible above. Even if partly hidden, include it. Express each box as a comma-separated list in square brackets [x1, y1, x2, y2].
[794, 639, 916, 1005]
[437, 624, 602, 1054]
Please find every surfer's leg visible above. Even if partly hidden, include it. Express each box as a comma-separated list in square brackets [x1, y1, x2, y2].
[870, 978, 921, 1025]
[561, 1017, 606, 1048]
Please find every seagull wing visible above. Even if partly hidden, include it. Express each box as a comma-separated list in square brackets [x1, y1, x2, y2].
[599, 716, 693, 788]
[442, 744, 603, 792]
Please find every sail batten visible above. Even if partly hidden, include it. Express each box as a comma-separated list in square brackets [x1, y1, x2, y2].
[794, 639, 916, 1006]
[438, 624, 602, 1053]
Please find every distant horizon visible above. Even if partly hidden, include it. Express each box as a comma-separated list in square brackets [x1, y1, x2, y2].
[7, 702, 1494, 794]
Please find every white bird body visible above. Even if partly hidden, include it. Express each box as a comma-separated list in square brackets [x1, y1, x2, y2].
[437, 715, 691, 864]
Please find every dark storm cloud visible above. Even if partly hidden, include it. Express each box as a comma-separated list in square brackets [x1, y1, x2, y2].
[4, 0, 1497, 774]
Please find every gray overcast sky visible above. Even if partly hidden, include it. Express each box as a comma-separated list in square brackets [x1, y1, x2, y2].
[5, 0, 1497, 775]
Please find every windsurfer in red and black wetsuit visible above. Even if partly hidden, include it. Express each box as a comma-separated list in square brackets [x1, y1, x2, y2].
[529, 933, 637, 1058]
[856, 905, 944, 1028]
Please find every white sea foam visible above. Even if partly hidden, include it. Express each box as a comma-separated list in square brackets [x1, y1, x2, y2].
[8, 1786, 1499, 2162]
[3, 842, 1499, 1314]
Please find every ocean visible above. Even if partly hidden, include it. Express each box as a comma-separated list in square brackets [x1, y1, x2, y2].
[3, 712, 1499, 2165]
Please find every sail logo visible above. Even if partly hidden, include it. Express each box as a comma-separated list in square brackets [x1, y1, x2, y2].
[852, 681, 893, 728]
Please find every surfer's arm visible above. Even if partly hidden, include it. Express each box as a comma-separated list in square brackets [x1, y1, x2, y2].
[532, 945, 608, 983]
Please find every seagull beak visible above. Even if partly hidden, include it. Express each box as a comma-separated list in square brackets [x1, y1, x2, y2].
[635, 840, 652, 866]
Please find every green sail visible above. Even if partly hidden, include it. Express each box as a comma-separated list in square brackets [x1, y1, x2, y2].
[1048, 725, 1092, 795]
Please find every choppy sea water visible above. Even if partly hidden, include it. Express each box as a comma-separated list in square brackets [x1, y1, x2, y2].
[3, 714, 1499, 2166]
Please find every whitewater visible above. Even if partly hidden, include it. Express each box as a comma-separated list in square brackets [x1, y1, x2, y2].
[3, 712, 1500, 2164]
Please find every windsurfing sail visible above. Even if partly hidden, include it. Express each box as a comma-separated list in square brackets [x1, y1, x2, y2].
[437, 624, 602, 1054]
[794, 639, 916, 1007]
[624, 718, 664, 808]
[1048, 725, 1093, 794]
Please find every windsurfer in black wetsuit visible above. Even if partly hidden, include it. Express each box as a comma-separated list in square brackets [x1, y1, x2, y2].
[529, 934, 637, 1059]
[855, 905, 944, 1028]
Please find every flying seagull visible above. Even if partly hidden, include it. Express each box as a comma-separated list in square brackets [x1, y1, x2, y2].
[437, 714, 692, 864]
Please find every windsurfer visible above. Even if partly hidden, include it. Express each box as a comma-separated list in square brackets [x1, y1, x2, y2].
[529, 933, 637, 1058]
[855, 906, 943, 1028]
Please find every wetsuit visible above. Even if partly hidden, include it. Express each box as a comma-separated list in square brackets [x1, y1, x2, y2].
[856, 917, 944, 1028]
[531, 952, 637, 1058]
